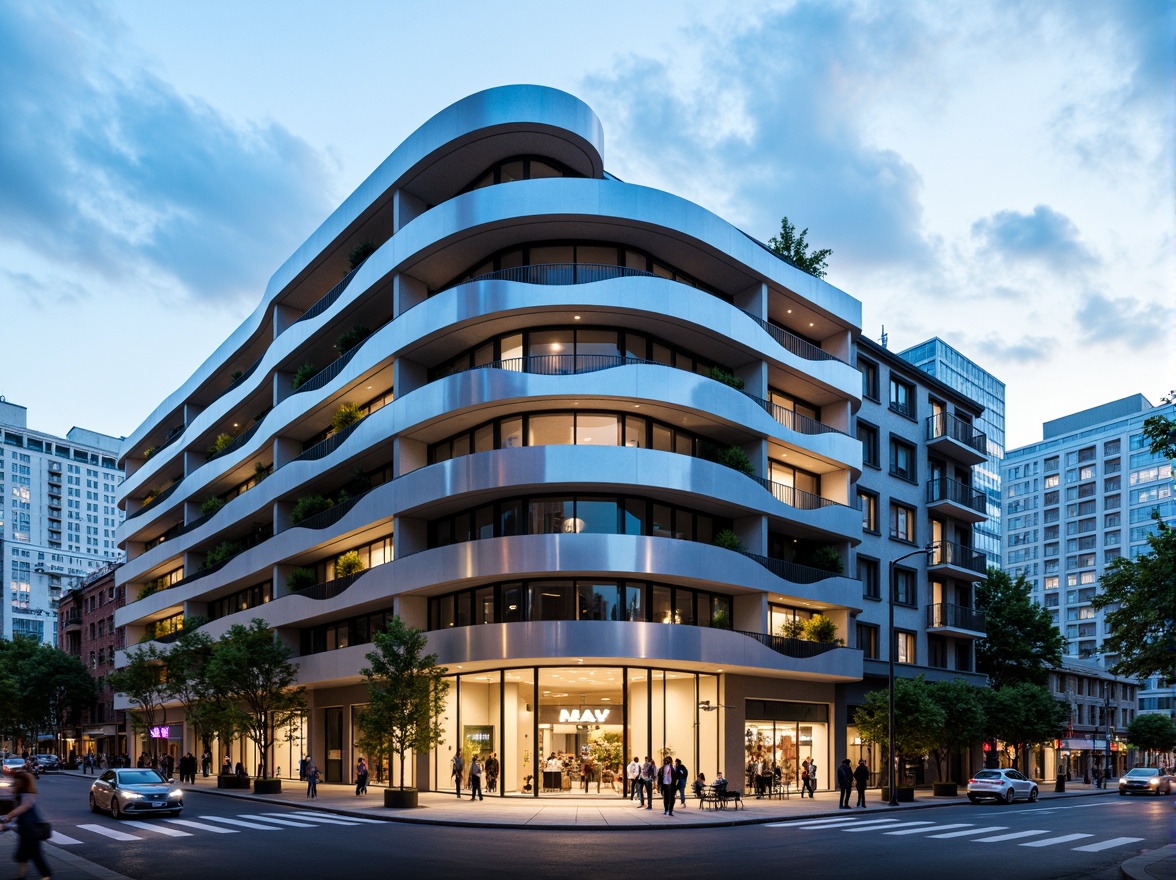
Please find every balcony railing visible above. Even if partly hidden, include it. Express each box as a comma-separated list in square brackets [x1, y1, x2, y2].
[294, 266, 361, 327]
[290, 569, 369, 602]
[225, 355, 263, 393]
[743, 393, 845, 436]
[288, 486, 375, 532]
[293, 421, 363, 464]
[448, 262, 658, 291]
[926, 602, 986, 633]
[738, 550, 845, 584]
[929, 540, 987, 575]
[748, 475, 847, 511]
[927, 412, 987, 455]
[207, 421, 263, 464]
[127, 481, 181, 521]
[737, 309, 845, 364]
[291, 344, 362, 396]
[735, 629, 843, 659]
[926, 478, 986, 514]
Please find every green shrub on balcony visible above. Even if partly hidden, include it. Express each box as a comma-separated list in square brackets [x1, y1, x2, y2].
[335, 323, 371, 355]
[253, 461, 270, 484]
[335, 550, 365, 578]
[291, 363, 318, 390]
[713, 528, 743, 552]
[717, 444, 754, 475]
[347, 240, 378, 270]
[802, 614, 840, 643]
[290, 494, 334, 525]
[808, 546, 844, 575]
[779, 618, 805, 639]
[331, 401, 364, 434]
[286, 567, 318, 591]
[200, 496, 226, 517]
[143, 447, 156, 460]
[711, 606, 732, 630]
[204, 541, 241, 568]
[138, 581, 161, 601]
[141, 487, 162, 507]
[206, 433, 234, 459]
[708, 366, 745, 390]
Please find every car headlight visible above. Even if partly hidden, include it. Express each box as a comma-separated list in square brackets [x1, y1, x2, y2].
[120, 792, 144, 800]
[1119, 777, 1127, 785]
[169, 789, 183, 798]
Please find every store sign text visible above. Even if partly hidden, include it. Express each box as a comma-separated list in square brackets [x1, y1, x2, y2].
[558, 708, 610, 724]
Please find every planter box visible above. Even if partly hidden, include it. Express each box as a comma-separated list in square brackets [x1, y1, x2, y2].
[217, 775, 250, 790]
[253, 779, 282, 795]
[384, 788, 419, 809]
[879, 786, 915, 802]
[932, 782, 958, 797]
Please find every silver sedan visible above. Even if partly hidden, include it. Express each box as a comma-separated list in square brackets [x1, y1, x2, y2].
[89, 768, 184, 818]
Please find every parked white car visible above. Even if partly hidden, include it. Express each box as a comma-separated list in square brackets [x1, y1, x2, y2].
[967, 768, 1039, 804]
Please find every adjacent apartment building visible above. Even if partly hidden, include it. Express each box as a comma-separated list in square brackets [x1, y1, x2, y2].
[1, 399, 124, 645]
[1003, 394, 1176, 724]
[115, 86, 987, 793]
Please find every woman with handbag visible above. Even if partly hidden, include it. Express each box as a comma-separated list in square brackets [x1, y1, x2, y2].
[0, 764, 52, 879]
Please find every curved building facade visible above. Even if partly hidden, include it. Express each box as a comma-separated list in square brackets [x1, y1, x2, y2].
[116, 86, 872, 795]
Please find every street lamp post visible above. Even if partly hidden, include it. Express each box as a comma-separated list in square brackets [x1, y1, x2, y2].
[888, 544, 935, 807]
[1101, 684, 1114, 788]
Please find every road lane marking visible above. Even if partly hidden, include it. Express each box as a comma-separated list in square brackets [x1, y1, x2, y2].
[77, 824, 141, 842]
[842, 821, 937, 833]
[237, 814, 320, 827]
[47, 832, 83, 845]
[163, 818, 238, 833]
[295, 811, 386, 824]
[1019, 833, 1094, 847]
[255, 812, 361, 826]
[198, 816, 282, 830]
[973, 830, 1049, 843]
[767, 818, 902, 829]
[119, 821, 192, 837]
[883, 823, 974, 835]
[1072, 837, 1145, 852]
[927, 826, 1008, 838]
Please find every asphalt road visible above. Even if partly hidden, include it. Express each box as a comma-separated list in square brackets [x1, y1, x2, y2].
[17, 774, 1175, 880]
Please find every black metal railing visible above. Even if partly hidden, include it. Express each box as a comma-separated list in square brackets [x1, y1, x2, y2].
[288, 487, 374, 532]
[738, 551, 845, 584]
[207, 421, 262, 464]
[735, 630, 842, 659]
[225, 355, 263, 393]
[926, 602, 986, 633]
[926, 412, 987, 455]
[166, 557, 231, 591]
[292, 345, 362, 395]
[748, 475, 847, 511]
[290, 569, 369, 602]
[926, 478, 986, 514]
[294, 266, 360, 327]
[293, 421, 363, 464]
[743, 393, 845, 436]
[737, 309, 844, 364]
[929, 540, 987, 575]
[127, 481, 181, 521]
[444, 263, 657, 293]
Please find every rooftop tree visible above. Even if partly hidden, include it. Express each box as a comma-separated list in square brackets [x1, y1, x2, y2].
[768, 216, 833, 278]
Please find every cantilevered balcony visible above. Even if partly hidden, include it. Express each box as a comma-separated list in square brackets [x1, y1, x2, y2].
[925, 602, 986, 638]
[926, 478, 987, 524]
[928, 540, 987, 580]
[926, 412, 987, 466]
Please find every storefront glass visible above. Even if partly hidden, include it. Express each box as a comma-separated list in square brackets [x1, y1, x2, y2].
[744, 700, 829, 793]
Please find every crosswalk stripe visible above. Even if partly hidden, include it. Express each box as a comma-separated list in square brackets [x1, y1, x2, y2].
[163, 818, 238, 834]
[47, 832, 83, 845]
[884, 823, 974, 836]
[1019, 833, 1094, 848]
[973, 830, 1049, 843]
[1072, 837, 1145, 853]
[255, 812, 360, 826]
[295, 811, 385, 824]
[77, 824, 141, 842]
[927, 826, 1008, 838]
[120, 820, 192, 837]
[766, 818, 902, 829]
[843, 821, 937, 833]
[198, 816, 282, 830]
[237, 814, 320, 827]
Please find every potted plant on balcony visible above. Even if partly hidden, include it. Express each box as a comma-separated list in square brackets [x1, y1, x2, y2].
[801, 614, 842, 644]
[286, 567, 318, 592]
[712, 529, 743, 552]
[334, 551, 365, 579]
[358, 616, 451, 808]
[348, 240, 378, 271]
[330, 401, 365, 434]
[707, 366, 745, 390]
[290, 494, 334, 526]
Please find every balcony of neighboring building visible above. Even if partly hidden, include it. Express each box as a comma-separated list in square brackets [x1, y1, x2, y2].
[925, 602, 986, 639]
[62, 610, 83, 632]
[926, 412, 987, 466]
[928, 539, 987, 580]
[925, 477, 987, 524]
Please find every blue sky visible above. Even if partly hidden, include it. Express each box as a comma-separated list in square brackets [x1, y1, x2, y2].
[1, 0, 1171, 448]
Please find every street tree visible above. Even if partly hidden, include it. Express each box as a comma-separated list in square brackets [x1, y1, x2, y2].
[975, 568, 1064, 689]
[852, 675, 945, 787]
[206, 619, 305, 779]
[768, 216, 833, 278]
[107, 644, 170, 761]
[926, 678, 987, 782]
[358, 616, 451, 792]
[1124, 714, 1176, 764]
[1091, 515, 1176, 681]
[164, 623, 218, 758]
[1142, 391, 1175, 458]
[20, 643, 95, 751]
[983, 682, 1069, 773]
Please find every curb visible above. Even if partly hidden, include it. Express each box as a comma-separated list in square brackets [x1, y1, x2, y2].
[1121, 844, 1176, 880]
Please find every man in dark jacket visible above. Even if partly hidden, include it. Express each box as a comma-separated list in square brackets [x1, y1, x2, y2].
[853, 759, 870, 808]
[837, 758, 854, 808]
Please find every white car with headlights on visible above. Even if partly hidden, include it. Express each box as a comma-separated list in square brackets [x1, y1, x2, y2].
[966, 768, 1039, 804]
[89, 768, 184, 818]
[1118, 767, 1172, 796]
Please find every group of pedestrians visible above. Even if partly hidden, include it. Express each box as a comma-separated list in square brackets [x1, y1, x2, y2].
[450, 752, 500, 800]
[625, 755, 691, 815]
[836, 758, 871, 808]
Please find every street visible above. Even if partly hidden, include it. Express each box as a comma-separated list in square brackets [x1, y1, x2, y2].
[17, 774, 1174, 880]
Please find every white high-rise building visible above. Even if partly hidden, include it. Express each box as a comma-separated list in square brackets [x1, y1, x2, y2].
[0, 398, 124, 644]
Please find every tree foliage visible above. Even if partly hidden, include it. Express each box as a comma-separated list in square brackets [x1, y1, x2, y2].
[1124, 714, 1176, 763]
[164, 623, 218, 755]
[768, 216, 832, 278]
[926, 679, 987, 782]
[982, 682, 1069, 770]
[975, 568, 1064, 689]
[1090, 515, 1176, 681]
[358, 616, 451, 791]
[0, 639, 94, 751]
[107, 644, 170, 758]
[1142, 391, 1175, 459]
[853, 675, 945, 785]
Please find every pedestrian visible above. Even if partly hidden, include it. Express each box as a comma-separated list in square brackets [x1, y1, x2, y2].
[468, 755, 484, 801]
[299, 755, 307, 781]
[837, 758, 853, 808]
[451, 752, 464, 798]
[202, 750, 211, 778]
[674, 758, 689, 807]
[221, 756, 232, 775]
[639, 756, 656, 810]
[627, 755, 641, 801]
[355, 757, 368, 796]
[306, 762, 319, 798]
[0, 763, 52, 880]
[802, 756, 817, 798]
[853, 759, 869, 808]
[485, 753, 499, 794]
[659, 757, 677, 816]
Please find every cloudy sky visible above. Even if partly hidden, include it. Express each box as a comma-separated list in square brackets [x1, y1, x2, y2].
[1, 0, 1171, 449]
